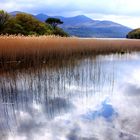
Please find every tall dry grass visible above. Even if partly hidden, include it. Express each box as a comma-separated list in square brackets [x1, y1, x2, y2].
[0, 35, 140, 70]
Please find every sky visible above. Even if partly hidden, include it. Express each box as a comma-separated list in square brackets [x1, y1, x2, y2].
[0, 0, 140, 28]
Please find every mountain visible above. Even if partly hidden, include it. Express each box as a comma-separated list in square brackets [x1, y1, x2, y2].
[10, 11, 27, 16]
[9, 11, 132, 38]
[35, 14, 131, 38]
[127, 28, 140, 39]
[35, 13, 49, 22]
[61, 20, 132, 38]
[54, 15, 94, 26]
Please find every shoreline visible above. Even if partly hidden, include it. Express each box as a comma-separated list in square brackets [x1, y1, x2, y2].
[0, 36, 140, 71]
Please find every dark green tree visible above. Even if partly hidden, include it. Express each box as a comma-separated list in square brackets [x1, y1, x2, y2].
[52, 27, 69, 37]
[0, 10, 68, 36]
[127, 28, 140, 39]
[3, 18, 25, 35]
[0, 10, 9, 33]
[14, 13, 49, 35]
[45, 18, 63, 29]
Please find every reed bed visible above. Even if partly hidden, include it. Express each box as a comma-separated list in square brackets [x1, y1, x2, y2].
[0, 35, 140, 70]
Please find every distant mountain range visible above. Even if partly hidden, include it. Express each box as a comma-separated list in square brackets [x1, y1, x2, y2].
[10, 11, 132, 38]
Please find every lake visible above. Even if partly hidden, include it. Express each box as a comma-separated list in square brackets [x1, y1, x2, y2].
[0, 53, 140, 140]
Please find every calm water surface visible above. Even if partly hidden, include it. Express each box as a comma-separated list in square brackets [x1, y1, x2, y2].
[0, 53, 140, 140]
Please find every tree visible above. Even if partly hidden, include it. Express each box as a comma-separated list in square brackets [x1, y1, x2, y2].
[14, 13, 49, 35]
[0, 10, 9, 32]
[0, 10, 68, 36]
[52, 27, 69, 37]
[3, 18, 25, 35]
[45, 18, 63, 29]
[127, 28, 140, 39]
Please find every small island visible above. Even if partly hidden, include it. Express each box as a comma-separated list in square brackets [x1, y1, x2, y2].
[127, 28, 140, 39]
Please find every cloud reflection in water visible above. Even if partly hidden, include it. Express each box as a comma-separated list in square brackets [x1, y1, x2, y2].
[0, 53, 140, 140]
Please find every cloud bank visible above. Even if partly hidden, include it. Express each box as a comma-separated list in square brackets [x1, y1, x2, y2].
[0, 0, 140, 28]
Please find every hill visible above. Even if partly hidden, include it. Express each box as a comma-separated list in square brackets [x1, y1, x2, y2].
[4, 11, 68, 36]
[10, 11, 27, 16]
[35, 14, 131, 38]
[127, 28, 140, 39]
[9, 11, 132, 38]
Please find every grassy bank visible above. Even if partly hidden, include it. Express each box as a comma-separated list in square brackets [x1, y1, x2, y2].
[0, 35, 140, 69]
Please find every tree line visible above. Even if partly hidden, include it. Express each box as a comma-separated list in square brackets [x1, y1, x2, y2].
[0, 10, 69, 36]
[126, 28, 140, 39]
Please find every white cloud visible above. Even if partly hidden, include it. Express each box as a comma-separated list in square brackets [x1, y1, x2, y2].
[1, 0, 140, 28]
[1, 0, 140, 15]
[87, 13, 140, 28]
[1, 53, 140, 140]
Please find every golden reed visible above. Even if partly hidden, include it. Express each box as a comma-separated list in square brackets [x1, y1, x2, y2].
[0, 35, 140, 66]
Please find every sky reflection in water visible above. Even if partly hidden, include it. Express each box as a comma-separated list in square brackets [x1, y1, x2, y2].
[0, 53, 140, 140]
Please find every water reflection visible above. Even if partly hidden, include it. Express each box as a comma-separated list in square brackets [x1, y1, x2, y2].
[0, 53, 140, 140]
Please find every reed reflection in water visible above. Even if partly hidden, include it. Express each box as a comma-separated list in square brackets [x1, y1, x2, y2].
[0, 53, 140, 140]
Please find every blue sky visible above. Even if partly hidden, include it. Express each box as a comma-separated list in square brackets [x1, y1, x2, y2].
[0, 0, 140, 28]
